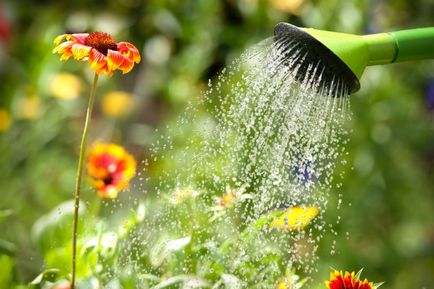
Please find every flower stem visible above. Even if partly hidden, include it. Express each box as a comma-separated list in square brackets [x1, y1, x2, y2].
[71, 73, 99, 289]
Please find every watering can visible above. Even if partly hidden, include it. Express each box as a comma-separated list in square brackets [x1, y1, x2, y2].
[275, 23, 434, 93]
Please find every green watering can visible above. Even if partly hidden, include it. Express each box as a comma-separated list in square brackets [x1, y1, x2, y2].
[274, 23, 434, 94]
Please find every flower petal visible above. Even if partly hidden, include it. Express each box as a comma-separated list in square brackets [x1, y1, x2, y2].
[119, 57, 134, 74]
[88, 49, 107, 71]
[107, 49, 125, 72]
[118, 42, 141, 63]
[70, 33, 89, 44]
[71, 43, 91, 60]
[52, 41, 74, 54]
[54, 34, 69, 45]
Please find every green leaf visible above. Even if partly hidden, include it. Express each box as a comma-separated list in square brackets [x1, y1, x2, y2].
[373, 282, 385, 289]
[151, 275, 211, 289]
[0, 209, 13, 223]
[354, 268, 363, 280]
[117, 202, 146, 238]
[0, 255, 14, 288]
[0, 239, 16, 256]
[150, 236, 191, 267]
[77, 276, 100, 289]
[31, 200, 86, 253]
[29, 268, 61, 289]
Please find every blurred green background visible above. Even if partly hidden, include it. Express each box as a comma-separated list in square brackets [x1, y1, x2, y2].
[0, 0, 433, 288]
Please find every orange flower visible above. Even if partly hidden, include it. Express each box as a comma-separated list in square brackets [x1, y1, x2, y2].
[87, 143, 136, 199]
[326, 270, 382, 289]
[53, 32, 141, 75]
[219, 190, 237, 207]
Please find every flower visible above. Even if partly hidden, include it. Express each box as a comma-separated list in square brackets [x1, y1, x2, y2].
[101, 91, 133, 117]
[15, 95, 41, 120]
[87, 143, 136, 199]
[269, 206, 319, 231]
[326, 270, 383, 289]
[53, 32, 141, 75]
[213, 187, 252, 211]
[269, 0, 307, 15]
[171, 187, 199, 204]
[0, 108, 11, 132]
[276, 279, 291, 289]
[50, 73, 83, 100]
[219, 190, 237, 207]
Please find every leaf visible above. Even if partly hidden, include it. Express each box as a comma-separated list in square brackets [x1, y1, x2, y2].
[78, 276, 100, 289]
[150, 236, 192, 267]
[0, 255, 14, 288]
[0, 239, 16, 256]
[217, 274, 244, 289]
[31, 200, 86, 252]
[373, 282, 385, 289]
[29, 268, 61, 289]
[354, 268, 363, 280]
[150, 275, 211, 289]
[117, 202, 146, 238]
[0, 209, 13, 223]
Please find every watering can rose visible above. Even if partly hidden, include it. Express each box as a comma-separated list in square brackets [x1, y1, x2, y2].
[87, 143, 136, 199]
[53, 32, 141, 75]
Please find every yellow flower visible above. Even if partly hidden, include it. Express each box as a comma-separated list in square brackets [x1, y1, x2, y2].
[87, 142, 136, 199]
[0, 108, 11, 132]
[276, 278, 291, 289]
[171, 187, 198, 204]
[16, 95, 41, 120]
[269, 206, 319, 231]
[50, 73, 83, 100]
[101, 91, 133, 117]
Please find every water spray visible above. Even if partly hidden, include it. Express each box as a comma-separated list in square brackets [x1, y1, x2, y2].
[274, 22, 434, 94]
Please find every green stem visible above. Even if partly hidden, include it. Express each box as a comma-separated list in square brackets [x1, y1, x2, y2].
[71, 73, 99, 289]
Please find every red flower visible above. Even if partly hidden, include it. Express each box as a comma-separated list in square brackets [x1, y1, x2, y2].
[87, 143, 136, 199]
[326, 270, 381, 289]
[53, 32, 141, 75]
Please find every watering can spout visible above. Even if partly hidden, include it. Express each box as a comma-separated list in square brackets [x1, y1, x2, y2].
[274, 22, 434, 94]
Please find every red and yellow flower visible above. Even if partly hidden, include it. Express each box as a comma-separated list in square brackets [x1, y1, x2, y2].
[87, 143, 136, 199]
[326, 270, 381, 289]
[53, 32, 141, 75]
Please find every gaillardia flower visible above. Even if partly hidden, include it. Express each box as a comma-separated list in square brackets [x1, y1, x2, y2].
[53, 32, 141, 75]
[326, 270, 383, 289]
[87, 143, 136, 199]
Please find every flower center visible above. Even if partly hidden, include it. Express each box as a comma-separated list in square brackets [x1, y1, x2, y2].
[85, 32, 117, 55]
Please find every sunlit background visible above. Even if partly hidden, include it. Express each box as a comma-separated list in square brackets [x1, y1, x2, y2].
[1, 0, 434, 288]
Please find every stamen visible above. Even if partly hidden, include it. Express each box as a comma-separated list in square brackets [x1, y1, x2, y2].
[85, 32, 117, 55]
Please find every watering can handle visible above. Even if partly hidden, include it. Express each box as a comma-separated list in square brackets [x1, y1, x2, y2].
[389, 27, 434, 62]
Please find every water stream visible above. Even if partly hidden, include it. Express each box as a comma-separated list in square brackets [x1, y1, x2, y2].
[123, 36, 351, 287]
